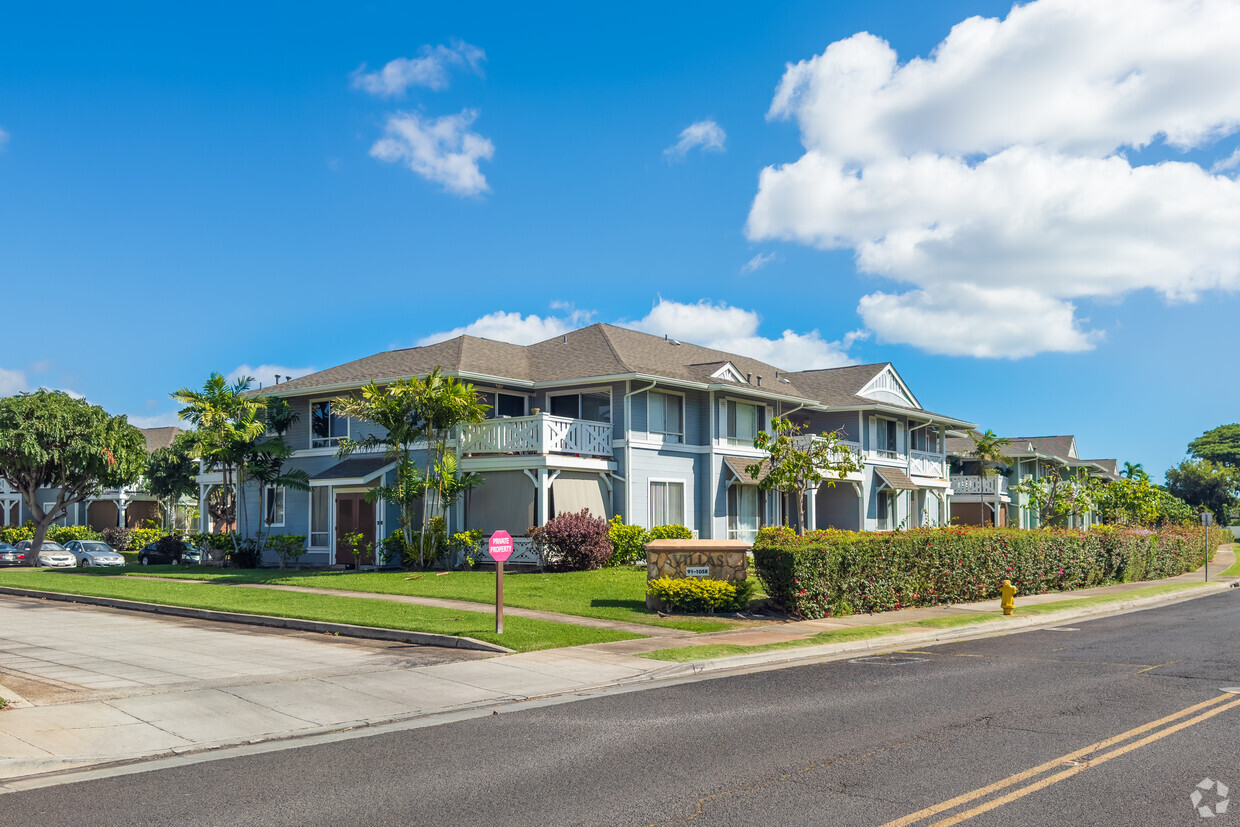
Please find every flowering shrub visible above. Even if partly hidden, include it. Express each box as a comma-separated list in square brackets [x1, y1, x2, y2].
[102, 526, 133, 551]
[753, 524, 1228, 619]
[530, 509, 612, 571]
[647, 576, 755, 613]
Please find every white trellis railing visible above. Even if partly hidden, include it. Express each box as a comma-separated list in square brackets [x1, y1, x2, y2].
[458, 413, 612, 459]
[909, 450, 946, 478]
[952, 475, 1008, 495]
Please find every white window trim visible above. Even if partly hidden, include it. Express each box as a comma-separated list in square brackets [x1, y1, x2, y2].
[477, 387, 532, 419]
[726, 484, 759, 541]
[265, 486, 286, 528]
[873, 415, 901, 458]
[647, 389, 686, 444]
[722, 397, 762, 447]
[546, 386, 613, 423]
[310, 398, 350, 450]
[309, 486, 332, 549]
[648, 477, 688, 528]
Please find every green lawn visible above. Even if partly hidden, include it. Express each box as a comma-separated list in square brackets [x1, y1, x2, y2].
[85, 565, 738, 633]
[1222, 558, 1240, 578]
[0, 568, 642, 653]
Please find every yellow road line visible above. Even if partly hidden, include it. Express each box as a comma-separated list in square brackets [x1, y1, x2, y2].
[879, 692, 1237, 827]
[927, 696, 1240, 827]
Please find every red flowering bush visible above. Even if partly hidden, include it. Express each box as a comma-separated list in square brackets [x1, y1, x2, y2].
[529, 509, 612, 572]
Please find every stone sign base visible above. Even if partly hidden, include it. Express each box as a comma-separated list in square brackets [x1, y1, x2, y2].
[645, 539, 750, 610]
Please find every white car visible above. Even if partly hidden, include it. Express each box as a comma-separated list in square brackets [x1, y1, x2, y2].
[14, 540, 76, 568]
[64, 540, 126, 567]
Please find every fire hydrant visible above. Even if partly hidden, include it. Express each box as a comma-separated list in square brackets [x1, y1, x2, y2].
[1001, 579, 1016, 616]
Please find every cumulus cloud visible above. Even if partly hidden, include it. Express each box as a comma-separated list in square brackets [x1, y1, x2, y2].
[665, 119, 726, 161]
[749, 0, 1240, 358]
[351, 40, 485, 97]
[741, 252, 777, 274]
[421, 300, 860, 370]
[226, 364, 316, 388]
[0, 367, 26, 396]
[370, 109, 494, 196]
[1212, 147, 1240, 174]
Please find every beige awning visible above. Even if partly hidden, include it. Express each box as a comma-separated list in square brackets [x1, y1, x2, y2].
[724, 456, 770, 485]
[875, 466, 917, 491]
[552, 476, 608, 519]
[465, 471, 536, 535]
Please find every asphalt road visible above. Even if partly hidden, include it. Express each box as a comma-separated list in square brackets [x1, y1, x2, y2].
[6, 590, 1239, 826]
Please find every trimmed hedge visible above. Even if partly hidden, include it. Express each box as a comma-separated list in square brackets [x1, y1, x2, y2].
[647, 576, 756, 613]
[0, 523, 103, 546]
[753, 524, 1229, 619]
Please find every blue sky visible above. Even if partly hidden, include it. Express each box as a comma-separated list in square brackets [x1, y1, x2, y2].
[2, 0, 1238, 481]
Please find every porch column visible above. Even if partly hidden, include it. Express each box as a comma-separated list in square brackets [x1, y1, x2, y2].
[538, 469, 550, 527]
[199, 485, 209, 532]
[852, 482, 864, 531]
[805, 484, 818, 532]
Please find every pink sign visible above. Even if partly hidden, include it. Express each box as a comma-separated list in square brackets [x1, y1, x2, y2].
[488, 530, 514, 563]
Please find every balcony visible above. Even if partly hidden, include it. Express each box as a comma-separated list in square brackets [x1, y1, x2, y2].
[797, 436, 864, 468]
[458, 413, 613, 459]
[909, 450, 946, 478]
[952, 475, 1009, 496]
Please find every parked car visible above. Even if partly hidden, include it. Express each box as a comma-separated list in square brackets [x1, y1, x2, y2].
[136, 539, 203, 566]
[64, 540, 126, 567]
[0, 542, 27, 567]
[14, 540, 76, 568]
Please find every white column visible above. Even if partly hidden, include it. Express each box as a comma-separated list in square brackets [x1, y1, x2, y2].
[805, 484, 818, 532]
[199, 485, 209, 532]
[538, 469, 549, 527]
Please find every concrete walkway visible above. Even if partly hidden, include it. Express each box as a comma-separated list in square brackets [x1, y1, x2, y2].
[1, 547, 1235, 789]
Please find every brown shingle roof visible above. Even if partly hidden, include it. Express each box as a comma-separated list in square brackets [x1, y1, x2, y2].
[780, 364, 889, 406]
[140, 427, 183, 453]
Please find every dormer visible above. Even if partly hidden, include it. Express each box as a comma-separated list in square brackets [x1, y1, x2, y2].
[707, 362, 747, 384]
[857, 365, 921, 409]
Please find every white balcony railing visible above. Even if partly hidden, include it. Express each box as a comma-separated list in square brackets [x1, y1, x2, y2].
[798, 436, 864, 468]
[458, 413, 613, 459]
[909, 450, 946, 478]
[472, 536, 541, 565]
[952, 475, 1009, 495]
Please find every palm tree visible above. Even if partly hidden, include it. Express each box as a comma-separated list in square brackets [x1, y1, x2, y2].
[1122, 461, 1148, 481]
[247, 397, 310, 559]
[971, 430, 1012, 527]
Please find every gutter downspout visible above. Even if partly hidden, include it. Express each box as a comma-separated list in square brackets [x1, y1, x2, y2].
[623, 380, 657, 527]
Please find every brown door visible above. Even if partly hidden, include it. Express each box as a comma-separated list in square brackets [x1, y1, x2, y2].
[334, 493, 376, 566]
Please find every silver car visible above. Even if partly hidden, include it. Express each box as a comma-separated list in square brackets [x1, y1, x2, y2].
[14, 540, 76, 568]
[64, 540, 126, 567]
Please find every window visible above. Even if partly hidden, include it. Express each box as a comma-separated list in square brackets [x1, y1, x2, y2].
[43, 502, 68, 527]
[479, 391, 527, 418]
[727, 485, 759, 542]
[311, 401, 348, 449]
[876, 490, 891, 530]
[648, 392, 683, 443]
[876, 418, 898, 457]
[549, 391, 611, 423]
[910, 426, 939, 453]
[310, 487, 330, 547]
[725, 400, 759, 446]
[265, 486, 285, 527]
[649, 481, 685, 527]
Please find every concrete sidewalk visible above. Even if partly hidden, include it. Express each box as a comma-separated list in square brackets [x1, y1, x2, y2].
[2, 547, 1235, 789]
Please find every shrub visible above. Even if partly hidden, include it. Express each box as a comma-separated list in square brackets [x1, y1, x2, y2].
[48, 525, 102, 544]
[102, 526, 133, 551]
[341, 531, 373, 567]
[648, 524, 693, 541]
[397, 517, 450, 569]
[607, 517, 648, 566]
[129, 527, 164, 551]
[0, 523, 34, 545]
[155, 534, 186, 562]
[267, 534, 308, 568]
[231, 536, 261, 568]
[752, 524, 1226, 620]
[529, 509, 611, 572]
[647, 576, 753, 613]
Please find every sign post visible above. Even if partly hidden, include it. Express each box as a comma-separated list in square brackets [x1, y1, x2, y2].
[488, 530, 514, 633]
[1201, 511, 1213, 582]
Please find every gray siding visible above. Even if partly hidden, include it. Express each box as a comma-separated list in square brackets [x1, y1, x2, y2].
[629, 447, 697, 531]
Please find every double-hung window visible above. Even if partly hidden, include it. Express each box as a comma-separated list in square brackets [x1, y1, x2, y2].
[725, 400, 759, 447]
[877, 418, 898, 458]
[649, 481, 685, 527]
[727, 485, 759, 542]
[648, 392, 683, 443]
[310, 487, 330, 547]
[265, 486, 285, 527]
[311, 401, 348, 449]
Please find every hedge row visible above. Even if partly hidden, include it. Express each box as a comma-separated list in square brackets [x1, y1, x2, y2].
[752, 524, 1229, 619]
[0, 523, 168, 550]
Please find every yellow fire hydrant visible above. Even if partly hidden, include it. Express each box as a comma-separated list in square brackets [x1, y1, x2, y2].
[1001, 579, 1016, 616]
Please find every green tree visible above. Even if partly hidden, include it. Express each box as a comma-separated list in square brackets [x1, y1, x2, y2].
[1188, 424, 1240, 469]
[1097, 474, 1159, 525]
[1121, 461, 1148, 481]
[1014, 468, 1103, 527]
[0, 391, 147, 554]
[970, 430, 1012, 527]
[1165, 458, 1237, 525]
[172, 373, 266, 556]
[145, 431, 200, 530]
[246, 397, 310, 558]
[747, 418, 865, 535]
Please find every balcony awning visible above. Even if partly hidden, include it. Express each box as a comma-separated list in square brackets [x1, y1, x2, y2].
[552, 476, 609, 519]
[875, 467, 917, 491]
[310, 457, 394, 485]
[724, 456, 770, 485]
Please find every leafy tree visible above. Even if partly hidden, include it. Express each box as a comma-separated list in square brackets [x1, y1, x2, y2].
[1166, 458, 1237, 525]
[0, 391, 147, 554]
[1014, 468, 1103, 527]
[246, 397, 310, 557]
[747, 418, 865, 535]
[172, 373, 265, 557]
[1097, 474, 1159, 525]
[1188, 424, 1240, 469]
[1121, 461, 1148, 481]
[970, 430, 1012, 527]
[145, 431, 199, 530]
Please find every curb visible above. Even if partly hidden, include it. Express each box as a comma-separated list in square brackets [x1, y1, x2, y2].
[639, 582, 1235, 681]
[0, 586, 515, 654]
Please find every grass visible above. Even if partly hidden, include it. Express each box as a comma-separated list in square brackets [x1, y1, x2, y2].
[1221, 558, 1240, 578]
[638, 582, 1214, 662]
[82, 565, 739, 633]
[0, 568, 642, 653]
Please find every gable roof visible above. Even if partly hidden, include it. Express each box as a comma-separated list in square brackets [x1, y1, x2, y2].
[139, 427, 183, 453]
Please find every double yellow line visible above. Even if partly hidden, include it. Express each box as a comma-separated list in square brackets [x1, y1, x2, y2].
[880, 691, 1240, 827]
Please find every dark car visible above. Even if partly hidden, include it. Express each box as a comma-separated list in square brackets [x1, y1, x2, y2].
[136, 539, 203, 566]
[0, 542, 27, 567]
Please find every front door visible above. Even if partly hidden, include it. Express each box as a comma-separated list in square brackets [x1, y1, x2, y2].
[334, 492, 376, 566]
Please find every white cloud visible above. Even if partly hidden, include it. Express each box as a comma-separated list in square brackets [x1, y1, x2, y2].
[226, 364, 316, 388]
[741, 252, 777, 274]
[664, 119, 726, 161]
[749, 0, 1240, 358]
[370, 109, 494, 196]
[351, 40, 485, 97]
[1212, 147, 1240, 174]
[0, 367, 26, 396]
[421, 300, 860, 370]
